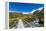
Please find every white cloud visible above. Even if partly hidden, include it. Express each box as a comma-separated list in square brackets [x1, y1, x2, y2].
[30, 7, 43, 13]
[22, 12, 30, 14]
[9, 10, 15, 12]
[9, 10, 20, 13]
[31, 10, 36, 14]
[37, 7, 43, 10]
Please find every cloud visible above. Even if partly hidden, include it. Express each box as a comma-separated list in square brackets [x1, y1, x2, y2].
[9, 10, 20, 13]
[9, 10, 15, 12]
[31, 10, 36, 13]
[37, 7, 43, 10]
[22, 12, 30, 14]
[31, 7, 43, 13]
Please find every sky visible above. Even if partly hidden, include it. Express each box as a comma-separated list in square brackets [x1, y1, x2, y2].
[9, 2, 44, 13]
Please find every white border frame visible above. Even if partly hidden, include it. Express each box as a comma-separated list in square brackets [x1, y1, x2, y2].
[0, 0, 46, 31]
[7, 1, 44, 29]
[5, 2, 9, 29]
